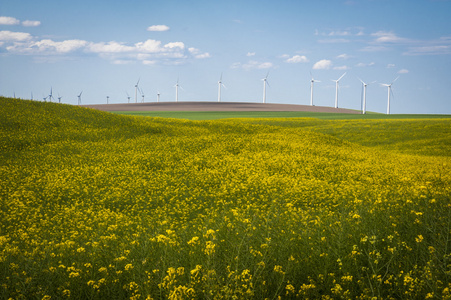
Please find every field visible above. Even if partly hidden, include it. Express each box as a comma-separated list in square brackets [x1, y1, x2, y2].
[1, 97, 451, 299]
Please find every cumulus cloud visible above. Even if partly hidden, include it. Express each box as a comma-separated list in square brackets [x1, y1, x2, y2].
[0, 16, 20, 25]
[313, 59, 332, 70]
[164, 42, 185, 49]
[87, 41, 134, 53]
[135, 40, 163, 53]
[387, 63, 396, 68]
[147, 25, 170, 32]
[0, 30, 32, 41]
[247, 52, 256, 57]
[22, 20, 41, 27]
[285, 55, 309, 63]
[397, 69, 409, 74]
[0, 29, 209, 65]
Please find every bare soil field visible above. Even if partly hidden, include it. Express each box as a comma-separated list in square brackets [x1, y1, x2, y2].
[82, 101, 361, 114]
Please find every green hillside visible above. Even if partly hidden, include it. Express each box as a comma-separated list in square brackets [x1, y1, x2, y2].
[1, 98, 450, 299]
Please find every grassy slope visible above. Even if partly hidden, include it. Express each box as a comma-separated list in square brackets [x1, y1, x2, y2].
[112, 110, 451, 120]
[1, 97, 451, 299]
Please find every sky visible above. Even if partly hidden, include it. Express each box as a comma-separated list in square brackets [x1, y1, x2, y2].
[1, 0, 451, 114]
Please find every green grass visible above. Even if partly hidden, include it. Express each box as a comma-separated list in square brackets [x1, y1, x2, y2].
[112, 110, 451, 120]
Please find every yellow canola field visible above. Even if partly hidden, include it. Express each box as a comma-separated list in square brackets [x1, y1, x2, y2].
[1, 98, 450, 299]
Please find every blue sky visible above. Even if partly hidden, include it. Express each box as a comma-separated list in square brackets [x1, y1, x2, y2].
[1, 0, 450, 114]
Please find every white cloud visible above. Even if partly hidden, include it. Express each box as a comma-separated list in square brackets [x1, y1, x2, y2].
[194, 52, 211, 59]
[285, 55, 309, 63]
[371, 31, 405, 43]
[36, 39, 87, 53]
[164, 42, 185, 50]
[333, 65, 349, 70]
[313, 59, 332, 70]
[234, 60, 273, 70]
[398, 69, 409, 74]
[188, 47, 211, 59]
[336, 53, 351, 59]
[0, 30, 32, 41]
[135, 39, 162, 53]
[355, 62, 375, 67]
[147, 25, 170, 32]
[387, 63, 396, 68]
[0, 16, 20, 25]
[88, 41, 134, 53]
[22, 20, 41, 27]
[247, 52, 256, 57]
[328, 30, 350, 36]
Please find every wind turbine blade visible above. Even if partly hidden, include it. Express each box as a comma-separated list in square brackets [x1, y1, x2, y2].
[265, 71, 270, 79]
[358, 78, 365, 85]
[392, 76, 400, 84]
[222, 83, 227, 89]
[337, 72, 346, 81]
[220, 72, 223, 81]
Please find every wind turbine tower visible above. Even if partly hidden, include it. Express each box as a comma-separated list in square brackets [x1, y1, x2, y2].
[218, 73, 226, 102]
[126, 92, 131, 103]
[141, 89, 145, 102]
[381, 76, 399, 114]
[58, 94, 62, 103]
[135, 79, 140, 103]
[107, 96, 109, 104]
[157, 91, 160, 102]
[262, 72, 270, 103]
[310, 72, 320, 106]
[359, 79, 368, 114]
[332, 72, 346, 108]
[175, 79, 180, 102]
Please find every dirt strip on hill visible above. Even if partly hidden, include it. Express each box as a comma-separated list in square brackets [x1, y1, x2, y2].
[82, 102, 361, 114]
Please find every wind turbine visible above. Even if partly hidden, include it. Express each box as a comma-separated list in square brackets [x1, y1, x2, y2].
[218, 73, 226, 102]
[381, 76, 399, 114]
[48, 87, 54, 102]
[157, 91, 160, 102]
[58, 94, 62, 103]
[310, 72, 320, 106]
[31, 92, 33, 100]
[174, 78, 182, 102]
[77, 91, 83, 105]
[126, 92, 131, 103]
[106, 96, 109, 104]
[358, 78, 376, 114]
[140, 88, 145, 102]
[43, 96, 47, 102]
[262, 72, 270, 103]
[134, 78, 140, 103]
[332, 72, 346, 108]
